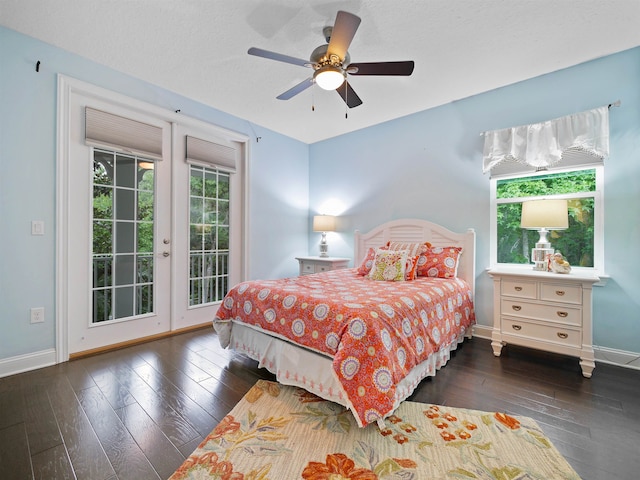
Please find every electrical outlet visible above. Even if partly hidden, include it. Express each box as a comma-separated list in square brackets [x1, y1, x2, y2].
[30, 307, 44, 324]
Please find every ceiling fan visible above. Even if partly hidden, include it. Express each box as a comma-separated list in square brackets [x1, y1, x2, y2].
[248, 10, 415, 108]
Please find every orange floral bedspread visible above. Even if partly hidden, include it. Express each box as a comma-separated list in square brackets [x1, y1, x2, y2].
[214, 268, 475, 427]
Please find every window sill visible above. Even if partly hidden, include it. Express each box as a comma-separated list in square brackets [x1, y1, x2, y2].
[487, 264, 609, 286]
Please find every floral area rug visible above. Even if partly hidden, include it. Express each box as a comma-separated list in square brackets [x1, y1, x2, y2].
[170, 379, 580, 479]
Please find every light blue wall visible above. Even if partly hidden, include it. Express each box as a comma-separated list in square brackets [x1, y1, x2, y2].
[0, 27, 309, 360]
[309, 47, 640, 354]
[2, 24, 638, 364]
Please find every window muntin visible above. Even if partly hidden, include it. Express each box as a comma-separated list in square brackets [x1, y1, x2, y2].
[189, 165, 230, 306]
[493, 167, 601, 269]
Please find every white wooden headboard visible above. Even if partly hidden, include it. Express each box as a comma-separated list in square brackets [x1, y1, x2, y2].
[354, 219, 476, 299]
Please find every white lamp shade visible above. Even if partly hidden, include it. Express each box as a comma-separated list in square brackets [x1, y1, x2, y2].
[313, 215, 336, 232]
[314, 67, 345, 90]
[521, 199, 569, 230]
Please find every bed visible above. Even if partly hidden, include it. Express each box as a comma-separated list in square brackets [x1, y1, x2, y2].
[213, 219, 476, 427]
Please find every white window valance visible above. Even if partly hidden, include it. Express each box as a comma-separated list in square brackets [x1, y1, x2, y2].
[482, 106, 609, 176]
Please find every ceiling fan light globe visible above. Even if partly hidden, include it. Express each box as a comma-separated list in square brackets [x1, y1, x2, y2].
[314, 67, 345, 90]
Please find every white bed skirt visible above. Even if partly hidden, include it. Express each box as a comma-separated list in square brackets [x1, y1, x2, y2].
[218, 321, 471, 423]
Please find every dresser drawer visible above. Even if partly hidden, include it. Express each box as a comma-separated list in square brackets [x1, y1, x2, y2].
[301, 262, 344, 273]
[299, 262, 316, 274]
[297, 257, 350, 275]
[501, 299, 581, 326]
[540, 282, 582, 305]
[501, 279, 537, 299]
[502, 318, 581, 348]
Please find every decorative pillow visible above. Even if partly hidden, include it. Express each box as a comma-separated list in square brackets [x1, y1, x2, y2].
[356, 246, 388, 275]
[404, 255, 420, 281]
[387, 241, 431, 258]
[368, 249, 409, 281]
[416, 246, 463, 278]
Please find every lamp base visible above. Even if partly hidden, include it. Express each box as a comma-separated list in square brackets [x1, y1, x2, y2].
[531, 244, 554, 271]
[318, 232, 329, 257]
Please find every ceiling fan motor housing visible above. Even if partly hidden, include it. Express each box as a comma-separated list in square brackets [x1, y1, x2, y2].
[310, 44, 350, 71]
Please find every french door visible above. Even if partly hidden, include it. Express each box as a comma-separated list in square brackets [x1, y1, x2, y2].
[58, 77, 246, 358]
[65, 93, 172, 355]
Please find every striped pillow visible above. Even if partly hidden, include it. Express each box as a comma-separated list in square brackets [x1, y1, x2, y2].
[387, 241, 431, 258]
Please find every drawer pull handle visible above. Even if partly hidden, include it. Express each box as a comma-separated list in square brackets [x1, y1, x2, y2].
[556, 290, 565, 296]
[557, 332, 568, 339]
[514, 286, 523, 291]
[512, 325, 522, 331]
[557, 311, 568, 318]
[511, 305, 522, 311]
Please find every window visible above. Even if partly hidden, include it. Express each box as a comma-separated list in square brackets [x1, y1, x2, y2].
[484, 107, 609, 274]
[491, 166, 603, 272]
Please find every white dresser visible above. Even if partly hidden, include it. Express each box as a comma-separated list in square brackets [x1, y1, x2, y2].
[488, 267, 600, 377]
[295, 256, 350, 276]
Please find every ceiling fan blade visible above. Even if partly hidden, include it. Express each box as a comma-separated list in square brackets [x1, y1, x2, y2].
[336, 81, 363, 108]
[348, 61, 415, 76]
[276, 78, 314, 100]
[248, 47, 310, 68]
[327, 11, 361, 60]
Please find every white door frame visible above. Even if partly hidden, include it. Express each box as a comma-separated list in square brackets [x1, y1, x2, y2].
[56, 75, 250, 362]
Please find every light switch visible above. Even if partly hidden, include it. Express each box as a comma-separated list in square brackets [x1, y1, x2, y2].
[31, 220, 45, 235]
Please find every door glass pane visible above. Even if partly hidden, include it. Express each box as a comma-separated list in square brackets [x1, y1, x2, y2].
[92, 149, 155, 323]
[92, 288, 112, 323]
[189, 165, 230, 306]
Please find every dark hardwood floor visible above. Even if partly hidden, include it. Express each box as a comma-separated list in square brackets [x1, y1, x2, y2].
[1, 328, 638, 479]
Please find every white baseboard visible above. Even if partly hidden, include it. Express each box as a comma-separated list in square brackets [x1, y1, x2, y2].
[593, 345, 640, 370]
[2, 329, 638, 379]
[472, 324, 492, 340]
[472, 325, 640, 371]
[0, 349, 56, 378]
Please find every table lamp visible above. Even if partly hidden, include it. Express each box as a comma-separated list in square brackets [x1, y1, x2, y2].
[520, 199, 568, 271]
[313, 215, 336, 257]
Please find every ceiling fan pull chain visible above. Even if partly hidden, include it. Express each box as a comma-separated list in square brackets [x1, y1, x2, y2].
[311, 82, 315, 111]
[345, 84, 348, 118]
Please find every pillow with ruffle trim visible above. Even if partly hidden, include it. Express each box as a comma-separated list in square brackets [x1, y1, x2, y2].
[416, 246, 462, 278]
[368, 249, 408, 281]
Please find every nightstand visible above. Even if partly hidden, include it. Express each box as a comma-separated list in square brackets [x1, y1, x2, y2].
[295, 256, 350, 276]
[488, 267, 600, 377]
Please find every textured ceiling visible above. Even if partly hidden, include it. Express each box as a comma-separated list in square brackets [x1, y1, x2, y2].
[2, 0, 639, 143]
